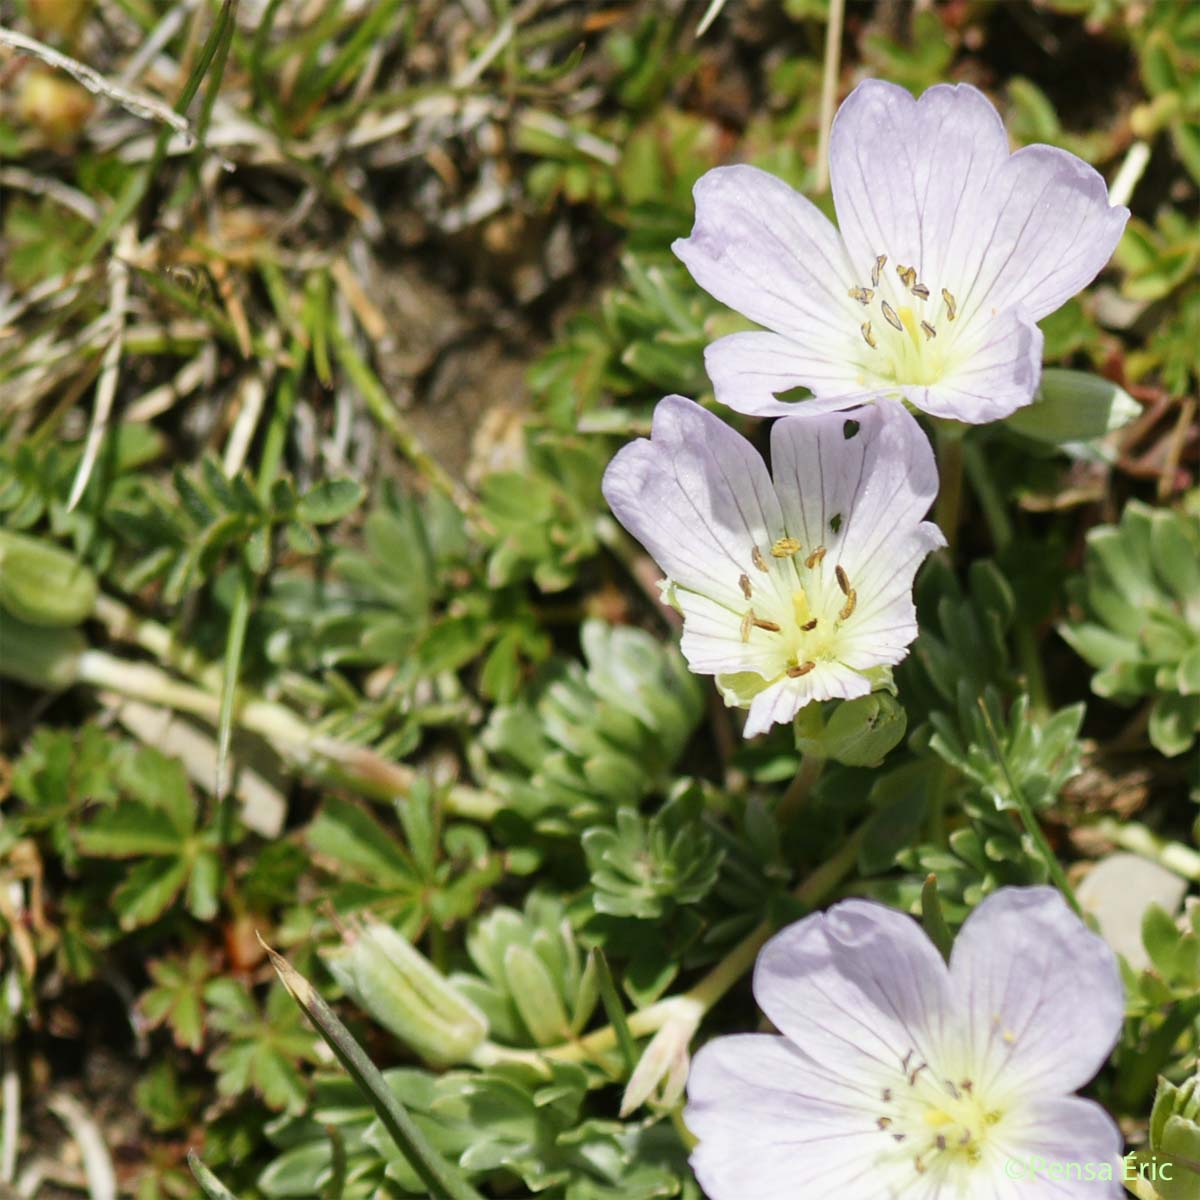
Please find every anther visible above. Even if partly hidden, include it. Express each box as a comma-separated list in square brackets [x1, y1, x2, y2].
[920, 321, 936, 340]
[901, 1051, 913, 1072]
[882, 1088, 893, 1102]
[960, 1080, 973, 1094]
[909, 1063, 927, 1087]
[751, 545, 769, 573]
[872, 254, 887, 287]
[896, 264, 916, 290]
[935, 1135, 947, 1152]
[944, 1081, 960, 1100]
[835, 565, 850, 595]
[739, 573, 753, 600]
[771, 537, 801, 558]
[881, 301, 903, 332]
[839, 589, 857, 621]
[942, 288, 957, 321]
[740, 611, 753, 643]
[800, 618, 818, 631]
[805, 546, 826, 569]
[787, 661, 816, 677]
[848, 285, 874, 305]
[860, 321, 877, 349]
[753, 616, 782, 632]
[878, 1117, 892, 1130]
[911, 283, 930, 300]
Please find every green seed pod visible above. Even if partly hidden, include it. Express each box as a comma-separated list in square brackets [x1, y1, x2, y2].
[0, 613, 84, 689]
[323, 920, 488, 1065]
[0, 531, 96, 627]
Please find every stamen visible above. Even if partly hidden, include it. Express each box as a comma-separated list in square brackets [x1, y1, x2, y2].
[935, 1135, 947, 1152]
[753, 616, 782, 632]
[839, 589, 857, 621]
[882, 1088, 893, 1102]
[848, 285, 874, 305]
[751, 545, 768, 573]
[896, 264, 916, 290]
[860, 321, 877, 349]
[909, 1063, 927, 1087]
[787, 661, 816, 677]
[835, 565, 850, 595]
[771, 537, 801, 558]
[871, 254, 887, 287]
[881, 301, 903, 331]
[920, 320, 936, 340]
[800, 618, 818, 631]
[740, 611, 753, 643]
[942, 288, 957, 321]
[878, 1117, 892, 1130]
[911, 283, 930, 300]
[804, 546, 826, 569]
[738, 573, 753, 600]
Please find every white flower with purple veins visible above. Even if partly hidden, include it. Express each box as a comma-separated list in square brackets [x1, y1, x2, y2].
[674, 79, 1129, 424]
[601, 395, 943, 736]
[687, 887, 1125, 1199]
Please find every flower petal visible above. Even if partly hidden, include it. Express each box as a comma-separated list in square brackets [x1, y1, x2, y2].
[829, 80, 1010, 292]
[741, 662, 870, 737]
[676, 588, 788, 678]
[753, 899, 954, 1093]
[991, 1095, 1124, 1199]
[769, 400, 944, 663]
[901, 305, 1043, 423]
[950, 887, 1124, 1099]
[601, 395, 788, 613]
[686, 1034, 917, 1199]
[703, 331, 877, 418]
[954, 145, 1128, 325]
[673, 164, 858, 342]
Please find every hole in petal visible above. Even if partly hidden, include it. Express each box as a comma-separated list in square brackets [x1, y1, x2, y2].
[842, 419, 860, 440]
[830, 512, 843, 534]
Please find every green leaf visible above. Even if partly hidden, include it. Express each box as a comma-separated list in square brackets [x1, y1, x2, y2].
[296, 479, 366, 525]
[1004, 369, 1141, 444]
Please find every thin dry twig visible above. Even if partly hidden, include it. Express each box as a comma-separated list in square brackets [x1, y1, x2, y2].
[0, 25, 195, 145]
[814, 0, 846, 193]
[67, 225, 135, 511]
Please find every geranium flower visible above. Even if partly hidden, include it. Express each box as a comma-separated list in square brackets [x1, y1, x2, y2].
[674, 80, 1129, 424]
[687, 887, 1125, 1198]
[601, 395, 943, 736]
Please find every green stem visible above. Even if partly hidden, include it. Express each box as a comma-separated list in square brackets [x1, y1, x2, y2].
[543, 824, 866, 1063]
[933, 423, 966, 554]
[963, 440, 1050, 716]
[1091, 819, 1200, 881]
[976, 698, 1080, 914]
[777, 752, 825, 826]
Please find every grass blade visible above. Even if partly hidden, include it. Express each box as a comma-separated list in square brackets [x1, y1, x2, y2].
[260, 937, 485, 1200]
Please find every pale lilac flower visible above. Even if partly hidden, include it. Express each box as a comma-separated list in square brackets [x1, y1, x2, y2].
[687, 887, 1125, 1199]
[674, 80, 1129, 424]
[601, 395, 943, 736]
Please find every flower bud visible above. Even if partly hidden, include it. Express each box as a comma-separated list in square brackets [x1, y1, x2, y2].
[0, 614, 84, 690]
[0, 531, 96, 627]
[1004, 369, 1140, 446]
[322, 919, 488, 1066]
[795, 693, 907, 767]
[1148, 1076, 1200, 1199]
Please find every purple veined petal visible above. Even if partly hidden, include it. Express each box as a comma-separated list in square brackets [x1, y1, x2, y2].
[952, 145, 1129, 326]
[989, 1095, 1124, 1199]
[676, 589, 788, 678]
[741, 661, 870, 737]
[949, 887, 1124, 1100]
[902, 305, 1045, 423]
[769, 401, 944, 616]
[703, 331, 878, 419]
[829, 80, 1010, 290]
[672, 164, 860, 344]
[752, 900, 954, 1091]
[600, 395, 790, 613]
[686, 1034, 918, 1200]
